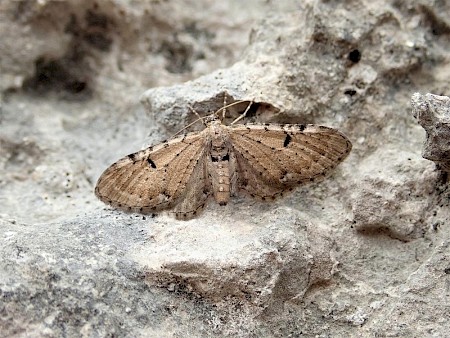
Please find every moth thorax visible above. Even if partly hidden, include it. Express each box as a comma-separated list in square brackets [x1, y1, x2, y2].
[209, 128, 229, 156]
[210, 144, 228, 158]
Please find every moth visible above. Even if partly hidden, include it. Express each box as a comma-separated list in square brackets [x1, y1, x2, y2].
[95, 101, 352, 219]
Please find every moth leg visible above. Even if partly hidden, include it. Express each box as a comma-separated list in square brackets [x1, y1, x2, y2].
[230, 100, 254, 125]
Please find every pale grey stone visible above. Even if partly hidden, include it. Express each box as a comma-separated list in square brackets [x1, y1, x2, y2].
[412, 92, 450, 171]
[1, 0, 450, 337]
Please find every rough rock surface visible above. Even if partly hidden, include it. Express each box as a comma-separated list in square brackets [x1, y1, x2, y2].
[412, 93, 450, 171]
[1, 0, 450, 337]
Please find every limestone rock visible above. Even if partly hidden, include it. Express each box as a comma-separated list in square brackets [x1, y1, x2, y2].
[1, 0, 450, 336]
[412, 93, 450, 171]
[348, 146, 438, 240]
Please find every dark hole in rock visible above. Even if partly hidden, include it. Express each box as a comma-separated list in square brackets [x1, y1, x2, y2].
[348, 49, 361, 63]
[83, 10, 113, 51]
[160, 39, 193, 74]
[23, 57, 91, 98]
[344, 89, 357, 96]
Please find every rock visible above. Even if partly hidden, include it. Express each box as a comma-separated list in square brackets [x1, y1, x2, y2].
[411, 93, 450, 171]
[133, 209, 335, 311]
[1, 0, 450, 336]
[348, 146, 438, 240]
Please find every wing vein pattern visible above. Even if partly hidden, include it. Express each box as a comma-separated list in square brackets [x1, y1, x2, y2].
[95, 119, 352, 219]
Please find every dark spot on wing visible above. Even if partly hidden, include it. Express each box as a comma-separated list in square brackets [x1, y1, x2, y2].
[147, 157, 157, 169]
[283, 133, 292, 147]
[211, 153, 230, 162]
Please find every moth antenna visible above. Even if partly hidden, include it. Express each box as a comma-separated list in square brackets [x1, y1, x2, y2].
[188, 104, 208, 127]
[231, 100, 254, 125]
[172, 100, 251, 139]
[222, 93, 227, 119]
[214, 100, 248, 120]
[170, 105, 208, 138]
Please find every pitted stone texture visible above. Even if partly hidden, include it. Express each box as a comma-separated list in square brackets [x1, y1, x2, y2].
[132, 209, 335, 312]
[348, 146, 438, 240]
[412, 93, 450, 171]
[1, 0, 450, 337]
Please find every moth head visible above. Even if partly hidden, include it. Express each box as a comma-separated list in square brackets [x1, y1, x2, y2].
[204, 113, 220, 125]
